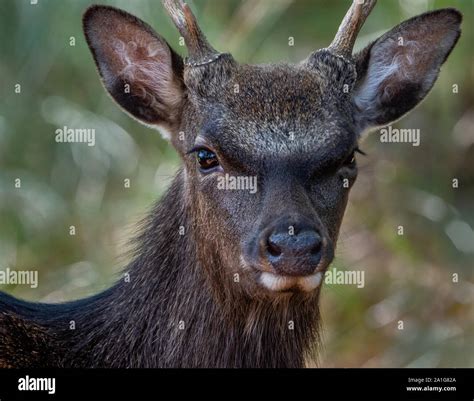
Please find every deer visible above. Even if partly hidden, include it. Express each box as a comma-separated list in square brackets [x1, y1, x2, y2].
[0, 0, 461, 368]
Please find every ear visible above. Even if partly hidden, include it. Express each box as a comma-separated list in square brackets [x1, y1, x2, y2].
[83, 5, 185, 139]
[353, 9, 462, 134]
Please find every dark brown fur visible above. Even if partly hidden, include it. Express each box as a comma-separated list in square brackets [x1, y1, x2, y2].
[0, 174, 320, 367]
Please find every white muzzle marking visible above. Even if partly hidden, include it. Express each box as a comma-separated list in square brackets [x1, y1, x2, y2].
[259, 271, 323, 292]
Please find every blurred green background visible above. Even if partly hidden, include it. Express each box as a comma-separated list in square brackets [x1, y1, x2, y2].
[0, 0, 473, 367]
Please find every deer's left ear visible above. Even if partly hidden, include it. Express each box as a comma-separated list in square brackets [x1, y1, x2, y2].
[83, 5, 185, 139]
[353, 9, 462, 134]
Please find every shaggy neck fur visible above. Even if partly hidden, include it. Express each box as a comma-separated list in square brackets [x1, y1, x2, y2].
[1, 170, 321, 368]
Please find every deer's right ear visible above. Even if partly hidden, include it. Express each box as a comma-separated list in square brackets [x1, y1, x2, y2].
[352, 9, 461, 135]
[83, 6, 185, 139]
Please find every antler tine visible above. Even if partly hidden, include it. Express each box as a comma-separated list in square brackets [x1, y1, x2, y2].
[162, 0, 219, 65]
[328, 0, 377, 58]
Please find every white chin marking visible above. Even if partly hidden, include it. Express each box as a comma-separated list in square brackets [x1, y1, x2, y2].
[259, 271, 323, 292]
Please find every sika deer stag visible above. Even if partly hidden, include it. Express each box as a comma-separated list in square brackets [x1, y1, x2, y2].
[0, 0, 461, 367]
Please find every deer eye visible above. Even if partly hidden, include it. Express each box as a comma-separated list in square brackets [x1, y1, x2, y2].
[342, 147, 365, 169]
[343, 151, 356, 168]
[196, 148, 220, 171]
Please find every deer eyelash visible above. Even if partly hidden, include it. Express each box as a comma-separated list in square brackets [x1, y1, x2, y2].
[355, 147, 367, 156]
[186, 146, 206, 155]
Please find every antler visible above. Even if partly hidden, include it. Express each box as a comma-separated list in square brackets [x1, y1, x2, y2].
[328, 0, 377, 58]
[162, 0, 221, 66]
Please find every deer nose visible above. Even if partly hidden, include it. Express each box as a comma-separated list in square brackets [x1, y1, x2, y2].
[263, 228, 323, 276]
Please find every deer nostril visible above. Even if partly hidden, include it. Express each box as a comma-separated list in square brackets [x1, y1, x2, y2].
[310, 239, 322, 255]
[261, 228, 324, 276]
[266, 238, 282, 257]
[267, 230, 321, 257]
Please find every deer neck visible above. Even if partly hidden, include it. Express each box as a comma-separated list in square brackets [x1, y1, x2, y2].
[65, 169, 320, 367]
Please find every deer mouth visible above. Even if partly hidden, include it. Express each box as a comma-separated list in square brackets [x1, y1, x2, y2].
[258, 270, 324, 292]
[240, 255, 327, 293]
[240, 242, 333, 293]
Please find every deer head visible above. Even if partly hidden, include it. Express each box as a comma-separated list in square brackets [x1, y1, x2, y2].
[83, 0, 461, 298]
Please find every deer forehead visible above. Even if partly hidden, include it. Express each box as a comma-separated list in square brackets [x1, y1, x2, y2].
[193, 64, 356, 158]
